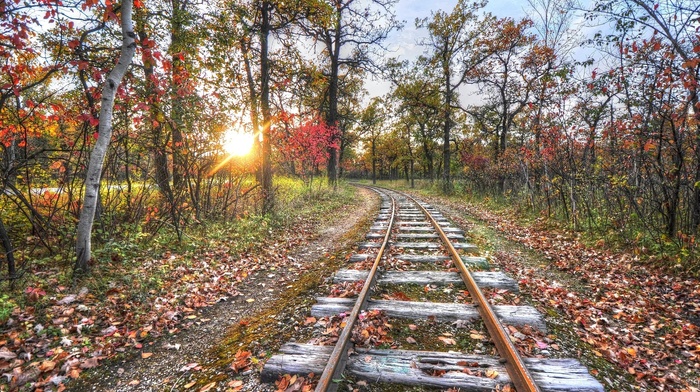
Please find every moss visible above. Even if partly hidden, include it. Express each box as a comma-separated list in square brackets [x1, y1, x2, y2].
[387, 318, 493, 354]
[372, 283, 467, 304]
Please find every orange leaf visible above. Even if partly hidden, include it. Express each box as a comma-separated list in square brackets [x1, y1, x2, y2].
[199, 382, 216, 392]
[39, 360, 56, 372]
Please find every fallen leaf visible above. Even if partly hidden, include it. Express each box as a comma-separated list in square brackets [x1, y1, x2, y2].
[438, 336, 456, 345]
[80, 357, 99, 369]
[39, 360, 56, 372]
[141, 352, 153, 359]
[406, 337, 417, 344]
[199, 382, 216, 391]
[0, 348, 17, 360]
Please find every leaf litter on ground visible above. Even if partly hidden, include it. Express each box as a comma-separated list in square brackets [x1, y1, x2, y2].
[424, 195, 700, 391]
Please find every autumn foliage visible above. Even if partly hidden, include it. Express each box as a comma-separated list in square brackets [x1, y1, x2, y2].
[275, 114, 340, 183]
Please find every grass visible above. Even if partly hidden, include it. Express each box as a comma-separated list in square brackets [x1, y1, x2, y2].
[0, 179, 362, 348]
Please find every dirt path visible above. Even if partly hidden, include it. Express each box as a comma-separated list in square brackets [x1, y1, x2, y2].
[69, 186, 378, 392]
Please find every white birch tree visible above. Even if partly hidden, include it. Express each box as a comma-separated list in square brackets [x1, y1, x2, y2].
[75, 0, 137, 272]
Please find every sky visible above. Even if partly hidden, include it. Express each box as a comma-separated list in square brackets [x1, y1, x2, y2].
[370, 0, 600, 100]
[369, 0, 535, 97]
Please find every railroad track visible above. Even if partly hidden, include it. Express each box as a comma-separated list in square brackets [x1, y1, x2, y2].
[262, 187, 604, 391]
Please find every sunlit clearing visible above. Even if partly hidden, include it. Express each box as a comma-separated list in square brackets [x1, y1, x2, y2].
[223, 129, 254, 157]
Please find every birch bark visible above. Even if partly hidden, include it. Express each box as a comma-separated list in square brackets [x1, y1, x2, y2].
[75, 0, 137, 272]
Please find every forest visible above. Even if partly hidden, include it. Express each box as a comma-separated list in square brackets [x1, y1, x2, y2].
[1, 0, 698, 277]
[0, 0, 699, 389]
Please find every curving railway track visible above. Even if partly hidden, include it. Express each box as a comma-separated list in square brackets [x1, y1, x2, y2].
[262, 187, 604, 392]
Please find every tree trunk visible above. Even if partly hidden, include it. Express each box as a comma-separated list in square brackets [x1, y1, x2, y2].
[0, 216, 15, 279]
[441, 46, 452, 194]
[690, 95, 700, 232]
[325, 12, 342, 187]
[135, 8, 176, 226]
[240, 38, 263, 186]
[170, 0, 186, 192]
[75, 0, 136, 272]
[260, 0, 274, 212]
[371, 138, 376, 185]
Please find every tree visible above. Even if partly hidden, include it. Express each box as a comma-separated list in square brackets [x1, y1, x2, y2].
[210, 0, 315, 213]
[357, 98, 385, 184]
[471, 18, 537, 161]
[75, 0, 137, 272]
[0, 0, 76, 279]
[387, 60, 442, 181]
[302, 0, 400, 188]
[590, 0, 700, 231]
[275, 114, 339, 184]
[417, 0, 489, 193]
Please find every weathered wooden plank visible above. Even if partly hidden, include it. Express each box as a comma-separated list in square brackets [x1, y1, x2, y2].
[346, 254, 489, 269]
[392, 242, 479, 253]
[332, 270, 518, 291]
[461, 256, 489, 268]
[366, 233, 385, 239]
[388, 255, 489, 268]
[262, 344, 604, 392]
[452, 243, 479, 252]
[396, 233, 439, 239]
[392, 254, 450, 262]
[397, 221, 442, 226]
[397, 226, 434, 231]
[358, 242, 382, 249]
[391, 242, 442, 249]
[396, 233, 465, 240]
[399, 227, 464, 233]
[311, 298, 546, 331]
[348, 254, 372, 262]
[398, 217, 448, 222]
[262, 343, 505, 389]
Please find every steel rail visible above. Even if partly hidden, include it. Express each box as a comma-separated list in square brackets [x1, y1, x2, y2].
[315, 190, 396, 392]
[411, 197, 541, 392]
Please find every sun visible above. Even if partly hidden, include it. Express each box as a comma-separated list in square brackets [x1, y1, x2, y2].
[223, 129, 255, 157]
